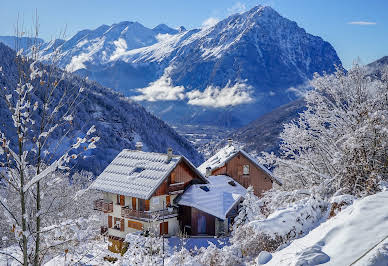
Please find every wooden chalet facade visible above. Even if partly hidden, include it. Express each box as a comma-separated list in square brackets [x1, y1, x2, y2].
[91, 144, 207, 252]
[198, 140, 282, 197]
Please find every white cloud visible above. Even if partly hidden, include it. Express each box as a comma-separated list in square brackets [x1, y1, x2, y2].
[227, 2, 247, 15]
[187, 82, 254, 108]
[348, 21, 376, 25]
[202, 17, 220, 28]
[155, 33, 173, 42]
[131, 66, 185, 102]
[110, 38, 128, 61]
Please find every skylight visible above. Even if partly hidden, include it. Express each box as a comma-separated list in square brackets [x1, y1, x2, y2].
[133, 167, 145, 173]
[228, 180, 236, 187]
[200, 185, 210, 192]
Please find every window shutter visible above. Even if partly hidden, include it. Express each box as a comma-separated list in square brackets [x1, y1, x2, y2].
[160, 222, 168, 235]
[108, 215, 112, 228]
[171, 172, 176, 184]
[120, 219, 124, 232]
[132, 198, 136, 210]
[164, 222, 168, 235]
[120, 195, 125, 206]
[237, 165, 242, 176]
[145, 200, 150, 211]
[116, 194, 120, 204]
[166, 195, 171, 206]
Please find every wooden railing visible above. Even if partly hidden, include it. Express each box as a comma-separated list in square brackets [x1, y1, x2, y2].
[121, 207, 178, 221]
[94, 199, 113, 213]
[168, 182, 185, 194]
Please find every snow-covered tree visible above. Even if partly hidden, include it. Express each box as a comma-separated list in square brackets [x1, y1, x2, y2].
[0, 29, 99, 265]
[261, 64, 388, 197]
[233, 186, 264, 229]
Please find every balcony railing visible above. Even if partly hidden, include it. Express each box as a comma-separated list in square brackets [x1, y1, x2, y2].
[121, 207, 178, 221]
[168, 182, 185, 194]
[94, 199, 113, 213]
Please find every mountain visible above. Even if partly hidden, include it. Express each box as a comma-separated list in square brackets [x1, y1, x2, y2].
[366, 55, 388, 78]
[205, 99, 304, 157]
[0, 42, 203, 174]
[0, 36, 45, 51]
[9, 5, 341, 128]
[222, 56, 388, 157]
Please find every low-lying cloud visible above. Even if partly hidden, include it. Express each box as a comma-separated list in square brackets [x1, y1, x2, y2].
[131, 66, 185, 102]
[187, 82, 254, 108]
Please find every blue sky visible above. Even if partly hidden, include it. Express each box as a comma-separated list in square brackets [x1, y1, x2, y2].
[0, 0, 386, 68]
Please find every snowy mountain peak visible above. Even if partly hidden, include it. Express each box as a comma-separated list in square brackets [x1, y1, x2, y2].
[153, 24, 179, 35]
[15, 4, 341, 127]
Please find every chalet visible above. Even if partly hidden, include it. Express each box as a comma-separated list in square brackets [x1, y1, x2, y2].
[91, 140, 280, 252]
[198, 139, 282, 197]
[176, 175, 246, 236]
[90, 142, 207, 252]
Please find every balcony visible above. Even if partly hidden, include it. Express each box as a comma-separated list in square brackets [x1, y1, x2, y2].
[94, 199, 113, 213]
[168, 182, 185, 194]
[121, 207, 178, 221]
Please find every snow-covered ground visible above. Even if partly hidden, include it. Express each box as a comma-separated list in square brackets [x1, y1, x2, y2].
[265, 191, 388, 266]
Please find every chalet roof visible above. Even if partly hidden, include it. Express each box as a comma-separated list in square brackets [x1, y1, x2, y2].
[177, 175, 246, 220]
[198, 144, 282, 186]
[90, 149, 205, 200]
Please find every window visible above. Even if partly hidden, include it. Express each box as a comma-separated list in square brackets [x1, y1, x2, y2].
[117, 194, 125, 205]
[243, 165, 250, 175]
[113, 217, 124, 231]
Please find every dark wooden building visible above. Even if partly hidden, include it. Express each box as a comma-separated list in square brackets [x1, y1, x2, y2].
[198, 141, 282, 197]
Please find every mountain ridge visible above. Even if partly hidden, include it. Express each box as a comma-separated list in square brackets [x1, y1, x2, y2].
[0, 5, 342, 128]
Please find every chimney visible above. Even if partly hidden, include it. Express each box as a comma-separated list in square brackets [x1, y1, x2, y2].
[227, 138, 233, 147]
[135, 142, 143, 151]
[167, 147, 173, 162]
[206, 167, 212, 177]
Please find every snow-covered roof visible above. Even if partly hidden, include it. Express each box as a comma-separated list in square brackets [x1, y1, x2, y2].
[177, 175, 246, 220]
[90, 149, 205, 199]
[198, 144, 282, 185]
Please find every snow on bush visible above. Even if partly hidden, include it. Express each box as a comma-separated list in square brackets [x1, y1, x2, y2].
[232, 195, 327, 258]
[233, 186, 265, 229]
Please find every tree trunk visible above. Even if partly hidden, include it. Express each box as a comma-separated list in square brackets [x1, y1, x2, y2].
[34, 180, 41, 266]
[19, 139, 28, 266]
